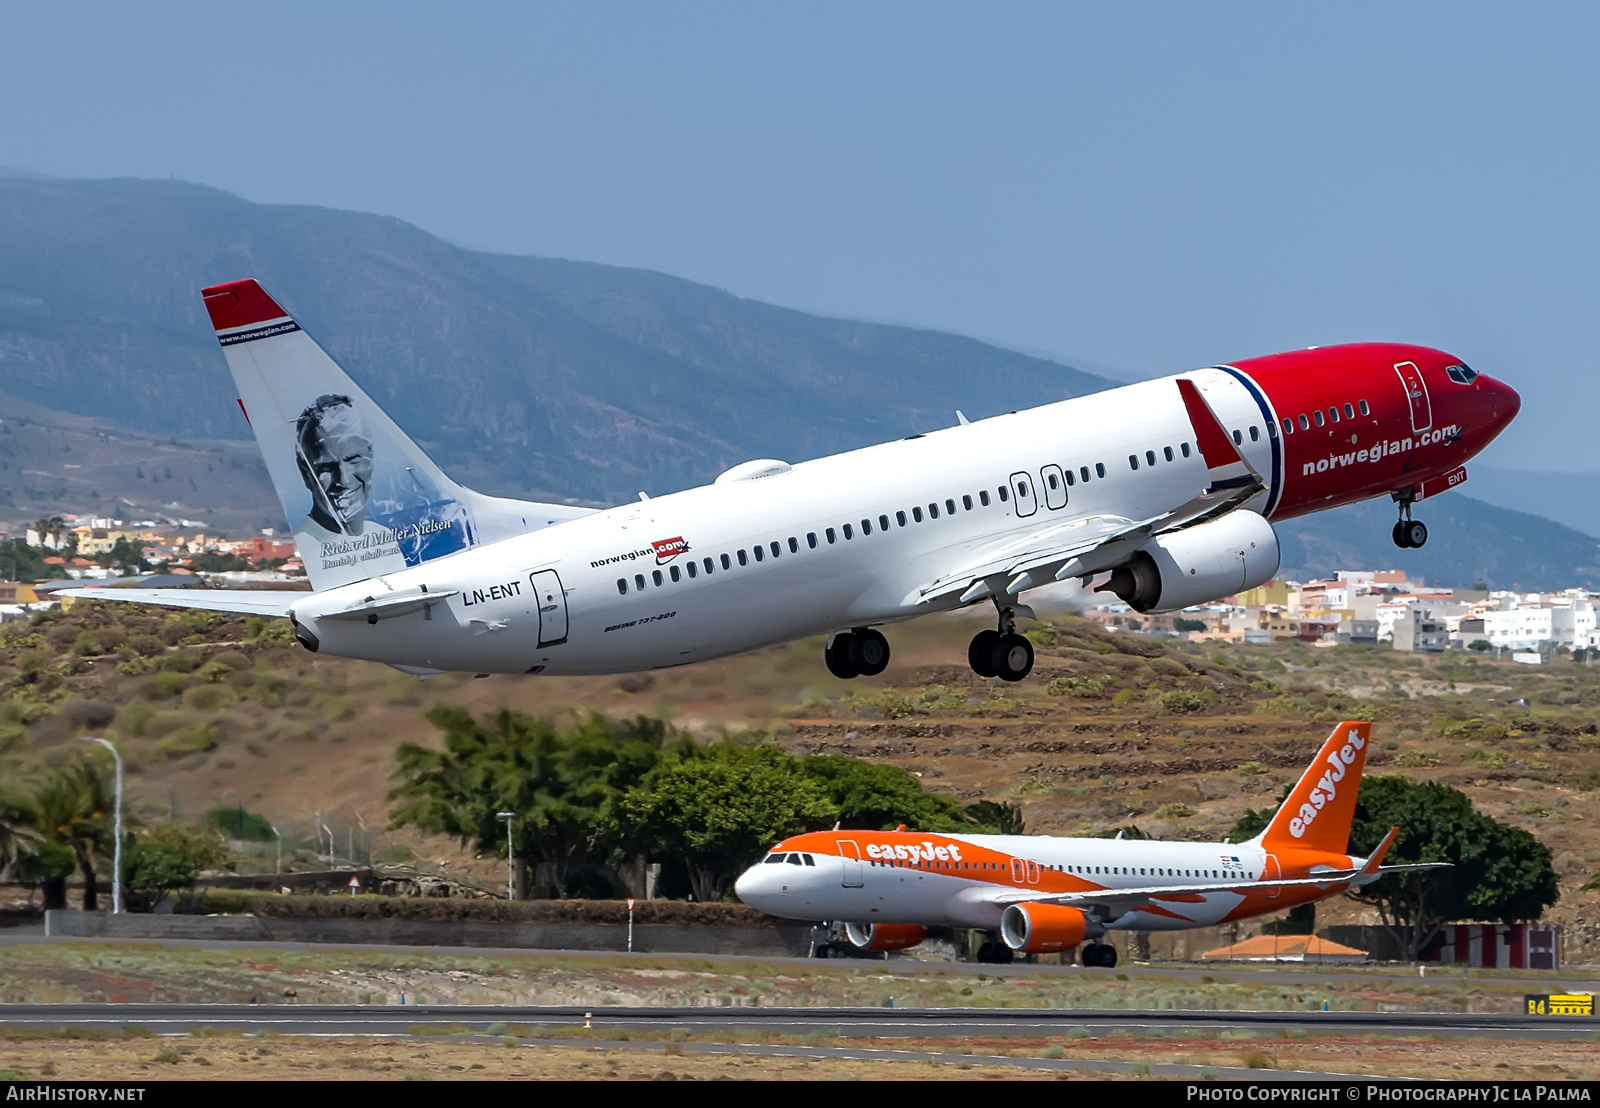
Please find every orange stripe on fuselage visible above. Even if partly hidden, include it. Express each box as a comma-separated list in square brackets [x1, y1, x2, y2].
[772, 830, 1108, 896]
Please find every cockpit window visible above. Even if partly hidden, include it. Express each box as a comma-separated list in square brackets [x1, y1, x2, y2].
[802, 854, 815, 866]
[764, 853, 788, 864]
[1446, 364, 1479, 384]
[786, 853, 803, 866]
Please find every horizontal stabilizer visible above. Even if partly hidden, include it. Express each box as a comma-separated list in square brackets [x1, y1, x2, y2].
[319, 588, 458, 623]
[58, 588, 300, 617]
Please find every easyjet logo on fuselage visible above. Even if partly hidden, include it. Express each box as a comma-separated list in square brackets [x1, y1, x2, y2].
[866, 840, 962, 863]
[1288, 732, 1366, 839]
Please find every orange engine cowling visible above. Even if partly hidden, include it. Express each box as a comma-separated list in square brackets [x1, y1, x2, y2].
[1000, 903, 1089, 953]
[844, 922, 929, 951]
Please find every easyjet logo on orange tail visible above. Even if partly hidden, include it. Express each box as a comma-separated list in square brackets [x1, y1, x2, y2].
[1289, 731, 1366, 839]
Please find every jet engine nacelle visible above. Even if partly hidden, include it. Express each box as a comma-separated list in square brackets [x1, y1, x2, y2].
[843, 922, 928, 951]
[1000, 903, 1089, 954]
[1097, 511, 1280, 614]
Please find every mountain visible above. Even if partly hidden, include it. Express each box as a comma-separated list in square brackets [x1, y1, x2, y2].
[0, 172, 1593, 591]
[1275, 491, 1600, 592]
[0, 392, 281, 535]
[1455, 465, 1600, 538]
[0, 175, 1114, 505]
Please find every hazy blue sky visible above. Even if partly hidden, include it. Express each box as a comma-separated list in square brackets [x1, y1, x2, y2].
[1, 3, 1595, 469]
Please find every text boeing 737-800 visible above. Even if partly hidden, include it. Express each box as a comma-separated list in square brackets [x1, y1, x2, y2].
[734, 722, 1440, 966]
[66, 279, 1519, 681]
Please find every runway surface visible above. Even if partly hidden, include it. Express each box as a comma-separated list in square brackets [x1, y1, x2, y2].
[1, 1002, 1593, 1041]
[3, 932, 1591, 993]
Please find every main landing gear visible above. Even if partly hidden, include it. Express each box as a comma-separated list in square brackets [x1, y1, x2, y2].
[1391, 488, 1428, 549]
[974, 939, 1015, 964]
[967, 601, 1034, 683]
[1080, 942, 1118, 968]
[825, 627, 891, 679]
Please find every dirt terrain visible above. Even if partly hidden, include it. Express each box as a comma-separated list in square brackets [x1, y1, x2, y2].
[7, 597, 1600, 944]
[0, 1029, 1594, 1081]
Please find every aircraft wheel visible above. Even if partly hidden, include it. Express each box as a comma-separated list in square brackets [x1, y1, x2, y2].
[1392, 521, 1409, 548]
[815, 943, 839, 959]
[990, 633, 1034, 682]
[1403, 520, 1428, 548]
[1099, 944, 1118, 969]
[975, 941, 998, 964]
[848, 628, 891, 677]
[825, 634, 860, 679]
[968, 630, 1000, 677]
[1080, 943, 1100, 967]
[993, 944, 1015, 964]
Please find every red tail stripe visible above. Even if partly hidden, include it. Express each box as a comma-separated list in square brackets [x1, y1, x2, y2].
[202, 279, 289, 332]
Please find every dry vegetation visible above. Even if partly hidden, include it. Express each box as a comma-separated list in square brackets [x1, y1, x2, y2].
[0, 1022, 1596, 1081]
[5, 597, 1600, 951]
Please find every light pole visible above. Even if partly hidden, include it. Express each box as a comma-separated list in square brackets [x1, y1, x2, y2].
[497, 812, 515, 901]
[269, 824, 281, 875]
[81, 737, 122, 915]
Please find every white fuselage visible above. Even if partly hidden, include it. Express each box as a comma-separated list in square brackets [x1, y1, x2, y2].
[291, 370, 1275, 674]
[736, 834, 1283, 932]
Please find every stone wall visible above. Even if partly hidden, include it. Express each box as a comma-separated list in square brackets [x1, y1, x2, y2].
[44, 910, 814, 957]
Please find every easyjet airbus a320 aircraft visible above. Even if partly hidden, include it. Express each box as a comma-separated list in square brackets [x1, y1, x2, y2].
[736, 722, 1437, 965]
[69, 280, 1518, 681]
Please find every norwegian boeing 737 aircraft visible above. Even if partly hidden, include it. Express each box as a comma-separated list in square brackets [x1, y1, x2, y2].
[735, 722, 1439, 966]
[69, 279, 1519, 682]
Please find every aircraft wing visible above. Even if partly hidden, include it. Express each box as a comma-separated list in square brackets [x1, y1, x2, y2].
[56, 588, 301, 617]
[979, 872, 1365, 914]
[907, 378, 1266, 608]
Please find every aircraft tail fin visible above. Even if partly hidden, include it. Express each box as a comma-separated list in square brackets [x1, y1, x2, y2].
[201, 279, 591, 591]
[1252, 721, 1372, 856]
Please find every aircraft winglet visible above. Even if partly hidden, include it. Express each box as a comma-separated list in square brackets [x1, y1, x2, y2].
[1176, 378, 1260, 493]
[1359, 827, 1400, 876]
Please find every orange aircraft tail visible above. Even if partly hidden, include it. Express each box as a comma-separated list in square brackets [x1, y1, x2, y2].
[1253, 721, 1372, 855]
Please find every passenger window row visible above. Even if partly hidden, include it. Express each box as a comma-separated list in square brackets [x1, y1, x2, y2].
[615, 481, 1009, 596]
[1282, 399, 1370, 434]
[863, 857, 1247, 881]
[1128, 441, 1195, 471]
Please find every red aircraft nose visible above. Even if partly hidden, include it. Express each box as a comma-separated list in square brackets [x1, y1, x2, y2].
[1485, 375, 1521, 425]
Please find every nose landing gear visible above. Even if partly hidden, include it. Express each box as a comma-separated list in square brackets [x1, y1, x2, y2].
[825, 627, 890, 679]
[967, 600, 1034, 682]
[1392, 488, 1428, 549]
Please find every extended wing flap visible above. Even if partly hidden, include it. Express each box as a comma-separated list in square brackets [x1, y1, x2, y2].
[58, 587, 301, 617]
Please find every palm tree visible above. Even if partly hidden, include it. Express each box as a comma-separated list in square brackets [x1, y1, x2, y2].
[32, 763, 113, 911]
[0, 789, 39, 875]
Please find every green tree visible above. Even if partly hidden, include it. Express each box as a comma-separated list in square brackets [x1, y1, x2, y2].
[388, 709, 685, 895]
[1226, 776, 1558, 959]
[962, 800, 1026, 835]
[798, 754, 966, 831]
[32, 763, 114, 911]
[122, 824, 232, 911]
[14, 840, 76, 908]
[616, 744, 837, 901]
[97, 536, 149, 575]
[0, 789, 39, 876]
[200, 806, 275, 843]
[1347, 775, 1558, 960]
